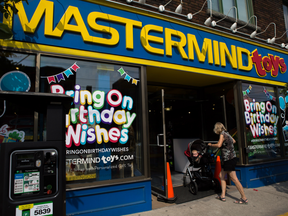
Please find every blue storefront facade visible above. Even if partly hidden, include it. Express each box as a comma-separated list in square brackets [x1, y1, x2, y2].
[1, 0, 288, 215]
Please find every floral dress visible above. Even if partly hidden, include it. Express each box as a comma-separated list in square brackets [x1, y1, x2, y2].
[220, 131, 236, 161]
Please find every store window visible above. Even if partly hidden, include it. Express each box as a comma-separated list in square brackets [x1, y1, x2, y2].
[209, 0, 254, 23]
[242, 83, 281, 163]
[0, 51, 36, 142]
[39, 56, 143, 184]
[278, 88, 288, 157]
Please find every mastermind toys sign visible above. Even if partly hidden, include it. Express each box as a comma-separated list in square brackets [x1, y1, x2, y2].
[4, 0, 288, 84]
[51, 84, 136, 148]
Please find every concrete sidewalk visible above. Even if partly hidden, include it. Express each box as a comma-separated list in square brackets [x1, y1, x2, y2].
[126, 181, 288, 216]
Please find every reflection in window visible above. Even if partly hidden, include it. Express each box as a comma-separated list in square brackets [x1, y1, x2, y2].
[208, 0, 253, 23]
[39, 56, 143, 184]
[278, 88, 288, 157]
[0, 52, 36, 143]
[223, 0, 235, 18]
[0, 52, 35, 92]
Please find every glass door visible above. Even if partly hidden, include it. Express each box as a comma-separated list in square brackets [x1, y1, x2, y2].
[148, 89, 168, 198]
[201, 95, 227, 141]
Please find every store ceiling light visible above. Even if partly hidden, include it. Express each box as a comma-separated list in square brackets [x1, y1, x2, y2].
[234, 15, 256, 33]
[187, 0, 212, 24]
[275, 29, 288, 44]
[204, 0, 213, 26]
[159, 0, 172, 12]
[204, 17, 212, 26]
[267, 37, 276, 44]
[159, 0, 183, 13]
[233, 15, 257, 36]
[230, 22, 237, 32]
[187, 13, 193, 20]
[254, 22, 276, 44]
[250, 16, 258, 38]
[126, 0, 133, 3]
[175, 0, 183, 14]
[250, 30, 257, 39]
[211, 6, 238, 32]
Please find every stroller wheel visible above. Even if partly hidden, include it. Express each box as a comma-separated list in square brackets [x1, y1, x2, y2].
[212, 178, 221, 193]
[189, 181, 198, 195]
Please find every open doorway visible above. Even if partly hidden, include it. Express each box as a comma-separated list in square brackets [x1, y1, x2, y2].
[147, 67, 238, 203]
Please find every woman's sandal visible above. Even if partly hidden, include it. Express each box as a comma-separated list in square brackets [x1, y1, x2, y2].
[234, 198, 248, 204]
[215, 196, 226, 202]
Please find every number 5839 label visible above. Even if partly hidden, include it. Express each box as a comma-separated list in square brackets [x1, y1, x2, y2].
[16, 201, 53, 216]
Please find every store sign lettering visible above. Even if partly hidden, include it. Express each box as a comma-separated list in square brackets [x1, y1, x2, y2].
[10, 0, 287, 78]
[51, 84, 136, 148]
[244, 99, 279, 138]
[251, 49, 287, 77]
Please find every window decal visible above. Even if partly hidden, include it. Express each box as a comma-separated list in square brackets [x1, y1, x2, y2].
[0, 124, 25, 143]
[0, 71, 31, 119]
[0, 71, 31, 92]
[117, 67, 139, 85]
[41, 62, 80, 84]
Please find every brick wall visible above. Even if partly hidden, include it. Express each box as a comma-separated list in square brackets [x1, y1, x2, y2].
[253, 0, 287, 44]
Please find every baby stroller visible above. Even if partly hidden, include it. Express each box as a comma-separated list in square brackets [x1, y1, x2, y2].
[183, 139, 221, 195]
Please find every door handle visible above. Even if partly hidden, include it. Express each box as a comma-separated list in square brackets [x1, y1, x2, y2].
[157, 134, 168, 147]
[157, 134, 163, 147]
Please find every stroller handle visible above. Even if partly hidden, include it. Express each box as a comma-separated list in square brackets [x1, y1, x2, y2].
[203, 141, 221, 156]
[203, 141, 218, 144]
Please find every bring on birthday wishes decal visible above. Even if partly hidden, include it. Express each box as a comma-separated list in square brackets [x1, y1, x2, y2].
[51, 84, 137, 148]
[49, 63, 140, 147]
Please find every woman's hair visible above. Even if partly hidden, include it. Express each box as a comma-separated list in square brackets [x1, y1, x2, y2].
[213, 122, 226, 135]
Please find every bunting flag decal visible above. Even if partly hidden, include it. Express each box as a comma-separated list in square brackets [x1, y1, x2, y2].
[64, 69, 73, 78]
[56, 73, 65, 82]
[263, 87, 276, 101]
[124, 74, 131, 82]
[71, 63, 80, 72]
[117, 67, 139, 85]
[132, 79, 138, 85]
[243, 85, 252, 96]
[47, 76, 56, 84]
[117, 67, 126, 76]
[41, 62, 80, 84]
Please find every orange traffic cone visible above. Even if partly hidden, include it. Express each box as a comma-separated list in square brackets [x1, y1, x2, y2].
[214, 156, 222, 185]
[157, 162, 177, 203]
[166, 162, 176, 202]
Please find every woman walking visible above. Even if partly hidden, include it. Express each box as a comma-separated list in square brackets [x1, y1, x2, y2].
[208, 122, 248, 204]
